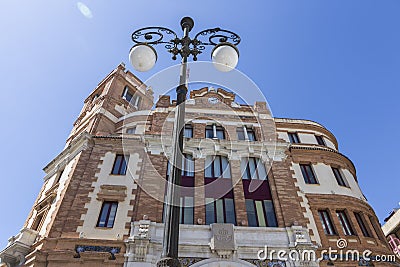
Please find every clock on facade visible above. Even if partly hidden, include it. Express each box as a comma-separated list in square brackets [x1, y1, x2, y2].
[208, 97, 219, 104]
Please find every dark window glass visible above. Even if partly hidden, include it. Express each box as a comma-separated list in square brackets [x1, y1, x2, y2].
[318, 210, 337, 235]
[205, 125, 225, 139]
[241, 157, 267, 180]
[237, 127, 245, 140]
[369, 216, 385, 241]
[184, 125, 193, 138]
[179, 196, 194, 224]
[315, 135, 326, 146]
[300, 164, 318, 184]
[337, 211, 355, 235]
[205, 156, 231, 178]
[215, 126, 225, 140]
[97, 201, 118, 228]
[167, 154, 194, 177]
[245, 199, 277, 227]
[126, 127, 136, 134]
[288, 132, 300, 143]
[111, 154, 129, 175]
[354, 212, 372, 237]
[332, 167, 348, 187]
[247, 128, 256, 141]
[55, 169, 64, 184]
[205, 198, 236, 225]
[122, 86, 140, 107]
[205, 126, 214, 138]
[237, 126, 256, 141]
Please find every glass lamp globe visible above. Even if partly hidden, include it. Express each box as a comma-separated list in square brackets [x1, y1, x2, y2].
[211, 43, 239, 72]
[129, 44, 157, 72]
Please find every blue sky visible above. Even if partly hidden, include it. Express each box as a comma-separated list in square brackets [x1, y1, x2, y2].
[0, 1, 399, 249]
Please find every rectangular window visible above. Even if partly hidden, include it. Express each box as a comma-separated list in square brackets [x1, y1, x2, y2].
[167, 154, 194, 177]
[288, 132, 300, 144]
[241, 158, 267, 180]
[126, 126, 136, 134]
[184, 125, 193, 138]
[97, 201, 118, 228]
[245, 199, 277, 227]
[205, 156, 231, 178]
[205, 125, 225, 140]
[337, 211, 355, 235]
[300, 164, 318, 184]
[354, 212, 372, 237]
[332, 167, 348, 187]
[205, 198, 236, 225]
[315, 135, 326, 146]
[179, 197, 194, 224]
[111, 154, 129, 175]
[122, 86, 141, 107]
[237, 126, 256, 141]
[55, 169, 64, 184]
[369, 216, 385, 241]
[318, 210, 337, 235]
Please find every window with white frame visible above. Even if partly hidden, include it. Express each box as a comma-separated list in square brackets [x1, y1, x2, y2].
[205, 124, 225, 140]
[122, 86, 141, 108]
[237, 126, 256, 141]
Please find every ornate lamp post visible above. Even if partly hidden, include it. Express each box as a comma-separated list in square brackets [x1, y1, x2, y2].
[129, 17, 240, 267]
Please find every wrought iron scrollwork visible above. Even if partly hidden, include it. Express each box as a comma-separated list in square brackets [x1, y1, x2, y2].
[131, 25, 240, 61]
[73, 245, 121, 260]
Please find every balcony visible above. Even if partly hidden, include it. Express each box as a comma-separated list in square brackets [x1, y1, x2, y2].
[0, 228, 38, 267]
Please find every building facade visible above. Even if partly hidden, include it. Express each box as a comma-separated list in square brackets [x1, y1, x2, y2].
[383, 209, 400, 260]
[0, 64, 394, 267]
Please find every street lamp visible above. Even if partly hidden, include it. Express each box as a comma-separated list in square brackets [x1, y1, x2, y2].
[129, 17, 240, 267]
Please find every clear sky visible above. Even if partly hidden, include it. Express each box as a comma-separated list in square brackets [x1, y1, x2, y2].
[0, 1, 399, 249]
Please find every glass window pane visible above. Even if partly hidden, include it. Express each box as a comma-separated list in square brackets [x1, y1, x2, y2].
[306, 166, 316, 183]
[216, 127, 225, 140]
[237, 128, 245, 140]
[205, 127, 214, 138]
[107, 203, 118, 227]
[205, 156, 213, 178]
[247, 129, 256, 141]
[241, 158, 249, 179]
[216, 199, 224, 223]
[205, 198, 215, 224]
[184, 197, 194, 224]
[214, 156, 221, 177]
[255, 201, 266, 227]
[184, 126, 193, 138]
[221, 157, 231, 178]
[120, 156, 128, 175]
[97, 202, 110, 227]
[224, 198, 236, 224]
[249, 158, 257, 180]
[256, 159, 267, 180]
[263, 200, 277, 227]
[246, 200, 257, 227]
[185, 155, 194, 177]
[112, 155, 122, 174]
[179, 197, 183, 224]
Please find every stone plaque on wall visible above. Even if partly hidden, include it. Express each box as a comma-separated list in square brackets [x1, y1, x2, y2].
[210, 223, 235, 251]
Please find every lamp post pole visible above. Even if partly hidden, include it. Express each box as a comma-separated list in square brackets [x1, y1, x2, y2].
[158, 17, 193, 267]
[129, 17, 240, 267]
